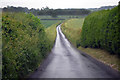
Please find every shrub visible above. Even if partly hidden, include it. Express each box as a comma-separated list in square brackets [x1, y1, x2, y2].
[2, 12, 51, 79]
[80, 6, 120, 56]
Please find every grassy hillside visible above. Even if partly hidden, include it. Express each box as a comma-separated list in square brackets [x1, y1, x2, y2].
[61, 18, 84, 46]
[2, 12, 52, 79]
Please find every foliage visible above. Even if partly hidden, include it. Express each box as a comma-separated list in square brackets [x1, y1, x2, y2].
[0, 11, 2, 79]
[80, 6, 120, 55]
[2, 12, 51, 79]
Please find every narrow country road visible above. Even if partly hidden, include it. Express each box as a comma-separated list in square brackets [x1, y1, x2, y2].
[30, 24, 120, 78]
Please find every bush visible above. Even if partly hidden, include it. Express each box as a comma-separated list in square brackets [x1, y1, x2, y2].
[80, 6, 120, 56]
[2, 12, 51, 78]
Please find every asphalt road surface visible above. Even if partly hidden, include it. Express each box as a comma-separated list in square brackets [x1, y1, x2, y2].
[30, 24, 120, 78]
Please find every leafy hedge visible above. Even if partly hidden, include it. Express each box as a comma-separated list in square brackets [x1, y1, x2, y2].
[80, 5, 120, 55]
[2, 12, 51, 78]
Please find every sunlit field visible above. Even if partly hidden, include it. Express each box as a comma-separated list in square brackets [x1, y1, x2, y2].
[39, 15, 85, 28]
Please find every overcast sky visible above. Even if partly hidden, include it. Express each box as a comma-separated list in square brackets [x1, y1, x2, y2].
[0, 0, 119, 9]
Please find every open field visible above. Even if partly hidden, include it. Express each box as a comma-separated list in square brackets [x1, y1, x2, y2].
[39, 15, 85, 28]
[41, 20, 63, 28]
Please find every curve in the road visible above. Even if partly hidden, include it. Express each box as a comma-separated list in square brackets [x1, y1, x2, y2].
[29, 24, 120, 78]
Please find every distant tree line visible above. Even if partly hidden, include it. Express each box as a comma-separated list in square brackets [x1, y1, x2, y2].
[2, 6, 91, 17]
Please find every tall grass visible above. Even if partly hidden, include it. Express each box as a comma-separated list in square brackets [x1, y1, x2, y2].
[61, 18, 84, 46]
[45, 21, 62, 48]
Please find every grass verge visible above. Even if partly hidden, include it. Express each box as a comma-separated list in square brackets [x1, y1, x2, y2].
[78, 47, 120, 71]
[61, 18, 84, 46]
[45, 21, 62, 49]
